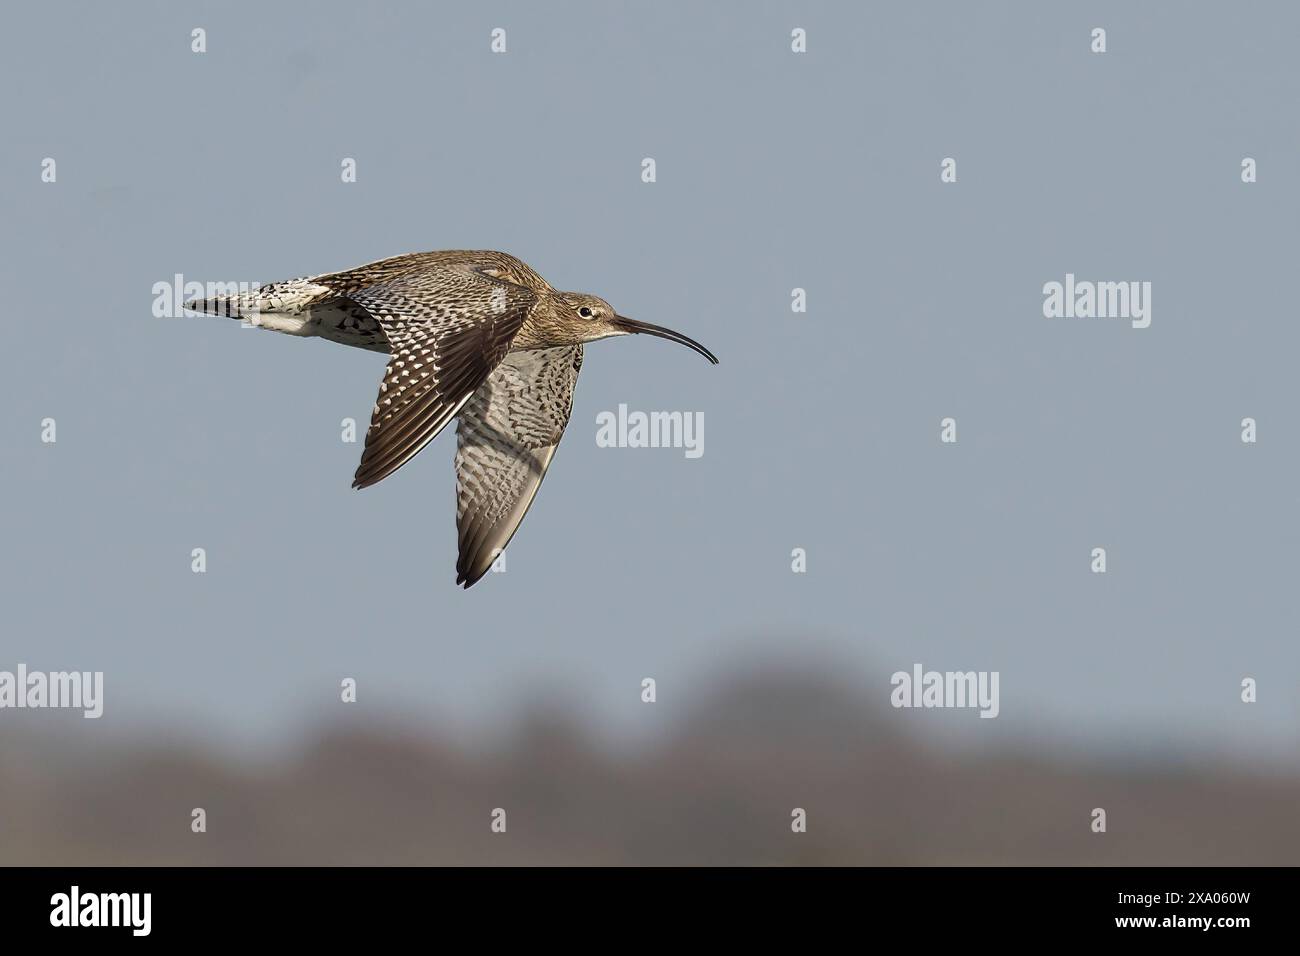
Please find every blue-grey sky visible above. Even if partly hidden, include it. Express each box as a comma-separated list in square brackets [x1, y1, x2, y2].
[2, 1, 1298, 760]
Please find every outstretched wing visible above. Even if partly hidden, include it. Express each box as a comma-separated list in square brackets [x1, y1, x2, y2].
[335, 265, 535, 490]
[454, 345, 584, 587]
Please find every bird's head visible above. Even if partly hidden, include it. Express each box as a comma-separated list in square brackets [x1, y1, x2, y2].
[559, 291, 719, 364]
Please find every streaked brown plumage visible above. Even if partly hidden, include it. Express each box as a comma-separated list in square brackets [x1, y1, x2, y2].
[185, 250, 718, 587]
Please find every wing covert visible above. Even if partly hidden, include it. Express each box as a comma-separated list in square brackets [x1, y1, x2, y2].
[346, 267, 534, 489]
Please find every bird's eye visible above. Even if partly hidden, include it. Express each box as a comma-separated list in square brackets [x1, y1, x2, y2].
[579, 307, 593, 318]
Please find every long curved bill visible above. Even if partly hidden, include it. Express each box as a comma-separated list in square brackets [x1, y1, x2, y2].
[612, 315, 719, 364]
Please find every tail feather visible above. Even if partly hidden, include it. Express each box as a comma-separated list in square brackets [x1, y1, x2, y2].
[183, 290, 255, 318]
[183, 277, 333, 335]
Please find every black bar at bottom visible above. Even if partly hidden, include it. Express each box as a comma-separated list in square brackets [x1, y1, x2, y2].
[0, 866, 1281, 940]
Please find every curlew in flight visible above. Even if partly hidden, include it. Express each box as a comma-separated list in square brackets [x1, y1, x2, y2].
[185, 251, 718, 587]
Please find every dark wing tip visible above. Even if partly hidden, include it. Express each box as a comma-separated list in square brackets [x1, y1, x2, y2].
[455, 559, 491, 589]
[455, 516, 505, 589]
[351, 465, 380, 490]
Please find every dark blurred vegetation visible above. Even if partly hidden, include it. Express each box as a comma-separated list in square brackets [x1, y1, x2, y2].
[2, 668, 1296, 865]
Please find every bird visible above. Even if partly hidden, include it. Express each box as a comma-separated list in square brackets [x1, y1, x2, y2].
[184, 250, 718, 587]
